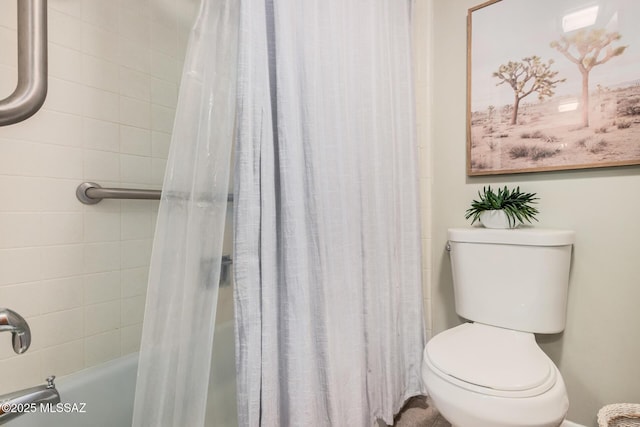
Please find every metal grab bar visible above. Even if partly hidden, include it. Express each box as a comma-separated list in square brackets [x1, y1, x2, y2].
[76, 182, 234, 204]
[76, 182, 160, 204]
[0, 0, 48, 126]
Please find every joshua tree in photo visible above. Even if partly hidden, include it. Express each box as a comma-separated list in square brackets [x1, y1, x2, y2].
[487, 105, 496, 121]
[493, 56, 565, 125]
[551, 29, 627, 128]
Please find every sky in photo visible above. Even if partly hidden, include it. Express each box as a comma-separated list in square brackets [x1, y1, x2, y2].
[470, 0, 640, 111]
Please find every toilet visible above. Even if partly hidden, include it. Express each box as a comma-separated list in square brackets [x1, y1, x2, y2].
[422, 228, 575, 427]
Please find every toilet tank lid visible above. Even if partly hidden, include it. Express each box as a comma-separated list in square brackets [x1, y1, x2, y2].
[448, 227, 575, 246]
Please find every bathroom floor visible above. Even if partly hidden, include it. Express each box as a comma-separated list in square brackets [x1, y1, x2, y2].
[392, 396, 451, 427]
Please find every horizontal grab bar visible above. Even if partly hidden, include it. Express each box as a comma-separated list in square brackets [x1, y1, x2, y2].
[76, 182, 160, 204]
[0, 0, 48, 126]
[76, 182, 233, 205]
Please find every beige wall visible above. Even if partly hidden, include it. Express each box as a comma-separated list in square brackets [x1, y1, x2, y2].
[0, 0, 197, 394]
[419, 0, 640, 425]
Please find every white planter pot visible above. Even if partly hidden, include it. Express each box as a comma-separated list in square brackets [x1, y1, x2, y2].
[479, 210, 520, 229]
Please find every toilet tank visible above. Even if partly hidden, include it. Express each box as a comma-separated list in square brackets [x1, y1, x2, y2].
[448, 228, 575, 334]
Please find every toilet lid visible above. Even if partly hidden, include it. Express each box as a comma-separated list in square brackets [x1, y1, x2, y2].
[426, 323, 555, 392]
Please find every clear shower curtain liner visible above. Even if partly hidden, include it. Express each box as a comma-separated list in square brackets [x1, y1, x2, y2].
[132, 0, 239, 426]
[234, 0, 426, 426]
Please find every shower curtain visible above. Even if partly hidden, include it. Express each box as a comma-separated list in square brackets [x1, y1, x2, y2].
[132, 0, 238, 426]
[234, 0, 426, 426]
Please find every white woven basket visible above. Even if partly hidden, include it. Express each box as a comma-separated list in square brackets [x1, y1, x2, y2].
[598, 404, 640, 427]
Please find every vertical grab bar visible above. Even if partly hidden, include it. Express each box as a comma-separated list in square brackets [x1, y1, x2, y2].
[0, 0, 48, 126]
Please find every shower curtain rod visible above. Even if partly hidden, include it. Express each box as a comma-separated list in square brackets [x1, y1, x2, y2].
[76, 182, 234, 205]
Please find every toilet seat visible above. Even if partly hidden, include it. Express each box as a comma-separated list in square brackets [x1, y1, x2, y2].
[425, 322, 557, 398]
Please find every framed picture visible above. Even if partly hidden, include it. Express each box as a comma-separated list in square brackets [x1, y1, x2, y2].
[467, 0, 640, 175]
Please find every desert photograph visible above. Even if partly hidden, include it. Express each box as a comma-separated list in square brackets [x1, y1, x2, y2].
[468, 0, 640, 175]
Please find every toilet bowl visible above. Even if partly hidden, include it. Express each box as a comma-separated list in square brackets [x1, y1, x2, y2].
[422, 322, 568, 427]
[423, 228, 575, 427]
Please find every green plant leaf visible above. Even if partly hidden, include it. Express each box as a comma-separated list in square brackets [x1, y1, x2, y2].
[464, 185, 539, 226]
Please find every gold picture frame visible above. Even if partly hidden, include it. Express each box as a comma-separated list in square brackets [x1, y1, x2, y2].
[467, 0, 640, 175]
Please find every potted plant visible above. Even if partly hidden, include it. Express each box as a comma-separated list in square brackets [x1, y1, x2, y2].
[465, 186, 539, 229]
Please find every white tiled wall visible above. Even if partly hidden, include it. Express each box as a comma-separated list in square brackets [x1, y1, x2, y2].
[413, 0, 434, 340]
[0, 0, 198, 394]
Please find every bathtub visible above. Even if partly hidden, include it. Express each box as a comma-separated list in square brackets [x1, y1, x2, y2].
[6, 353, 137, 427]
[5, 320, 237, 427]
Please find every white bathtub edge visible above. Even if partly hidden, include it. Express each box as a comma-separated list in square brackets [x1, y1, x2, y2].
[562, 420, 586, 427]
[56, 352, 139, 393]
[6, 353, 139, 427]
